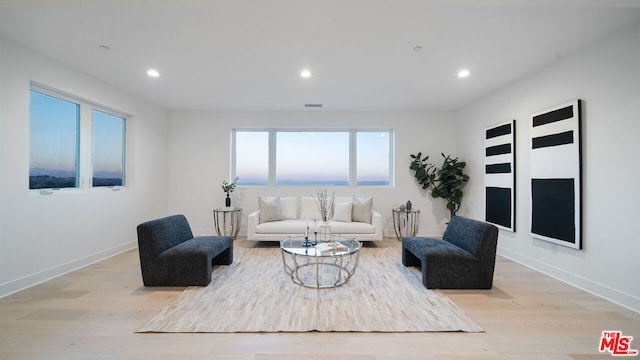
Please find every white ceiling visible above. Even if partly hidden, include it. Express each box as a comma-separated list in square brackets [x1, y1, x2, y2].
[2, 0, 640, 112]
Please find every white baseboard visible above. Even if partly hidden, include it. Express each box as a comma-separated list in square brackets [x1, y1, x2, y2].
[0, 241, 137, 299]
[498, 247, 640, 314]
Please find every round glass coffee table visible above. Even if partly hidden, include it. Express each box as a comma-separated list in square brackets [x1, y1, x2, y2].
[280, 234, 361, 288]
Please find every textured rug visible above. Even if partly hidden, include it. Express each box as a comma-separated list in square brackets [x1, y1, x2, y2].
[137, 245, 483, 333]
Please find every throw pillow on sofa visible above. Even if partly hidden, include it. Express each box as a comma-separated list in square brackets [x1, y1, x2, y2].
[332, 201, 353, 223]
[258, 196, 286, 224]
[352, 196, 373, 224]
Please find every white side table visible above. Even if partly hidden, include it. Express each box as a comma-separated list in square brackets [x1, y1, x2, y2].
[213, 207, 241, 239]
[392, 208, 420, 240]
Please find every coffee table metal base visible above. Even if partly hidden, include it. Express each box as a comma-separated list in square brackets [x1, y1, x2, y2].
[281, 251, 360, 288]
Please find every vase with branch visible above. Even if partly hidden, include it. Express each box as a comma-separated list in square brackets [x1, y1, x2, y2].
[313, 189, 335, 241]
[221, 176, 239, 207]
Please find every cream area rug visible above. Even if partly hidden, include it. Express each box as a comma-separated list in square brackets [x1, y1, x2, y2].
[137, 245, 483, 333]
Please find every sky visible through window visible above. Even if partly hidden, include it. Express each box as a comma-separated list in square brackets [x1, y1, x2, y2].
[277, 131, 349, 185]
[29, 90, 79, 188]
[357, 131, 390, 185]
[92, 110, 125, 187]
[235, 131, 269, 185]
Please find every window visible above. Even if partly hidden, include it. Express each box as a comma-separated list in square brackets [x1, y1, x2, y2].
[276, 131, 349, 185]
[29, 90, 80, 189]
[234, 131, 269, 185]
[29, 86, 127, 191]
[92, 110, 125, 187]
[233, 129, 392, 186]
[356, 131, 391, 185]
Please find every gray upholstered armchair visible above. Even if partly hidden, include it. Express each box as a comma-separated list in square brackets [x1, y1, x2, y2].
[402, 216, 498, 289]
[136, 214, 233, 286]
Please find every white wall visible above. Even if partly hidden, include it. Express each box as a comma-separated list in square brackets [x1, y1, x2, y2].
[0, 37, 170, 297]
[456, 22, 640, 312]
[166, 111, 459, 238]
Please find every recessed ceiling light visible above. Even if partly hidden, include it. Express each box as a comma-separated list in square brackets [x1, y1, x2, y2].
[98, 44, 111, 51]
[457, 69, 470, 78]
[147, 69, 160, 78]
[300, 69, 311, 78]
[413, 45, 423, 52]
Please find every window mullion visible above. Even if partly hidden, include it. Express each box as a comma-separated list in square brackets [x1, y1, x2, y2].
[388, 131, 395, 187]
[230, 130, 237, 180]
[350, 130, 357, 186]
[79, 104, 93, 188]
[121, 118, 127, 186]
[269, 130, 276, 185]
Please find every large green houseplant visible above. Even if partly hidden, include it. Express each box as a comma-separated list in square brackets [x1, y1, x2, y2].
[409, 152, 469, 218]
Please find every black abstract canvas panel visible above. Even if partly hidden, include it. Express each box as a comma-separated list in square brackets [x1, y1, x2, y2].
[485, 120, 515, 231]
[531, 178, 576, 243]
[486, 186, 512, 229]
[529, 99, 582, 249]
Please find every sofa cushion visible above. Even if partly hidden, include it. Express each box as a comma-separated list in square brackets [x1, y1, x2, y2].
[330, 220, 375, 234]
[258, 196, 286, 224]
[352, 196, 373, 224]
[333, 201, 353, 222]
[279, 197, 298, 219]
[255, 219, 308, 234]
[254, 219, 376, 235]
[300, 197, 322, 220]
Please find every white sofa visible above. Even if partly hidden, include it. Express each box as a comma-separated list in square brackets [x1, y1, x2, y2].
[247, 196, 383, 241]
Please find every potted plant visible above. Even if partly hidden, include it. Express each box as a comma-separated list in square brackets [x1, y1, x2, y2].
[221, 176, 239, 207]
[409, 153, 469, 218]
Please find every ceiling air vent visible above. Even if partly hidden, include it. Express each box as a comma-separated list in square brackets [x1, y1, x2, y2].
[304, 103, 323, 108]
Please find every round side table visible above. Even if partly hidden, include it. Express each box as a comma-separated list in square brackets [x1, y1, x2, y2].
[213, 207, 241, 239]
[392, 208, 420, 240]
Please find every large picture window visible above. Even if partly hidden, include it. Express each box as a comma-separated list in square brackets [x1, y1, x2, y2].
[233, 129, 392, 186]
[29, 86, 127, 191]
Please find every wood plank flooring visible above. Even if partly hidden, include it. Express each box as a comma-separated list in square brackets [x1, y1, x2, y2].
[0, 238, 638, 359]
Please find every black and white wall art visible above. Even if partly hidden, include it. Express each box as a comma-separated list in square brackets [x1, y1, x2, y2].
[485, 120, 516, 232]
[529, 99, 582, 249]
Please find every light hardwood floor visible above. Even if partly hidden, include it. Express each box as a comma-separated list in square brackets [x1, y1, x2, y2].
[0, 238, 638, 359]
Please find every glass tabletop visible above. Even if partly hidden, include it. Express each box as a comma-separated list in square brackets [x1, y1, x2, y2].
[280, 234, 361, 257]
[213, 207, 241, 212]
